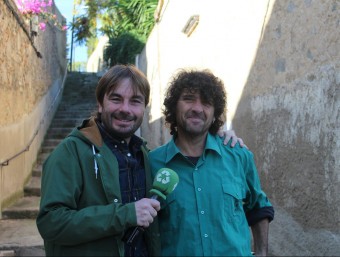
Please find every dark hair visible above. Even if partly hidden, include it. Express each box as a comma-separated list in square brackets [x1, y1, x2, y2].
[95, 64, 150, 118]
[163, 69, 227, 135]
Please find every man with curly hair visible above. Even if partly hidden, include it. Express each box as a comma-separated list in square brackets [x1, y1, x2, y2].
[149, 69, 274, 256]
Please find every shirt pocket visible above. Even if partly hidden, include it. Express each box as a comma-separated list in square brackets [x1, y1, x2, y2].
[222, 183, 245, 224]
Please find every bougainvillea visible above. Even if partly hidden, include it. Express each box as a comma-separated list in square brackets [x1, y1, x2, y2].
[15, 0, 67, 31]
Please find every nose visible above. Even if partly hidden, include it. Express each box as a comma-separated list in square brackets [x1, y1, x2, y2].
[191, 99, 204, 112]
[119, 100, 131, 113]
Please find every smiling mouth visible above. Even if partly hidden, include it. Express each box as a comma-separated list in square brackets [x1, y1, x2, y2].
[187, 116, 204, 121]
[113, 113, 135, 122]
[116, 119, 133, 124]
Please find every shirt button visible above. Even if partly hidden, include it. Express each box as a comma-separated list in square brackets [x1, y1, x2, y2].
[204, 234, 208, 238]
[197, 188, 202, 192]
[114, 199, 118, 203]
[195, 168, 198, 171]
[121, 140, 125, 144]
[114, 145, 117, 148]
[201, 211, 205, 214]
[127, 153, 131, 157]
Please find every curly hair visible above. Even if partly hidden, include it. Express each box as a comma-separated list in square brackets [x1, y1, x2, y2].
[163, 69, 227, 136]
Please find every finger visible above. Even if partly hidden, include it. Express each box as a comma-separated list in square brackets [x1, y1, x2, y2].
[142, 215, 154, 228]
[238, 138, 245, 148]
[150, 208, 158, 218]
[142, 220, 150, 228]
[230, 136, 238, 147]
[223, 135, 231, 145]
[150, 199, 161, 211]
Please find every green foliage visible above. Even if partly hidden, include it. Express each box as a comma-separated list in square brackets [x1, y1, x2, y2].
[72, 0, 158, 64]
[104, 33, 145, 66]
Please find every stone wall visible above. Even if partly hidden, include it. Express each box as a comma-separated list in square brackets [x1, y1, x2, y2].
[137, 0, 339, 255]
[0, 0, 67, 211]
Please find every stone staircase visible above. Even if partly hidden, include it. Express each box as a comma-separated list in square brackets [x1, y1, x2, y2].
[0, 72, 99, 256]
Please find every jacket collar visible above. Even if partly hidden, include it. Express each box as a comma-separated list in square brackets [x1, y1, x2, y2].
[77, 117, 104, 147]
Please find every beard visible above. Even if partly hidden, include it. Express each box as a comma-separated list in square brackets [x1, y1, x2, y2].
[101, 111, 142, 139]
[177, 111, 211, 136]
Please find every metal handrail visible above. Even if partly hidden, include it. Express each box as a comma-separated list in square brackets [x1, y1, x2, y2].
[0, 69, 68, 167]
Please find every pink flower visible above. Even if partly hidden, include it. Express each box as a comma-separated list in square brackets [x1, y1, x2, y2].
[39, 22, 46, 31]
[15, 0, 63, 32]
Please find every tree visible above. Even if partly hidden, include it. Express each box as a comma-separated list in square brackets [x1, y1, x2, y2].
[72, 0, 158, 65]
[104, 33, 144, 66]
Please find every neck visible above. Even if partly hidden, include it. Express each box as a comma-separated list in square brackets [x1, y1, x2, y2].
[175, 131, 208, 157]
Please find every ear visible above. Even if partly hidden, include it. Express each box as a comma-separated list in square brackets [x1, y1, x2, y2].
[98, 103, 103, 113]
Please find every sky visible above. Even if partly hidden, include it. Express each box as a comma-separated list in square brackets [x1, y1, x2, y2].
[54, 0, 88, 63]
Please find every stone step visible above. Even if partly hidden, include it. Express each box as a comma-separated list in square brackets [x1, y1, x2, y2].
[32, 165, 42, 177]
[50, 119, 84, 128]
[37, 153, 51, 165]
[40, 146, 55, 154]
[24, 177, 41, 197]
[1, 197, 40, 220]
[53, 111, 94, 118]
[41, 139, 61, 147]
[44, 130, 72, 140]
[46, 127, 73, 135]
[0, 219, 44, 256]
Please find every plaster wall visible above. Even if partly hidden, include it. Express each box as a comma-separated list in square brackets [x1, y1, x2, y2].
[138, 0, 272, 149]
[0, 0, 67, 211]
[138, 0, 339, 255]
[87, 35, 109, 73]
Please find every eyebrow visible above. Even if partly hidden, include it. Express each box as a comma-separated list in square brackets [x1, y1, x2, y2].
[107, 92, 145, 101]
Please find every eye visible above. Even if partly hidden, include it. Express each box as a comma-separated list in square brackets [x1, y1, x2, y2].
[130, 97, 145, 105]
[108, 96, 121, 103]
[182, 95, 195, 102]
[202, 100, 212, 107]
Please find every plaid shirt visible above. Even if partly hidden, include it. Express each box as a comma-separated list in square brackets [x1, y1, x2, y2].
[97, 122, 147, 256]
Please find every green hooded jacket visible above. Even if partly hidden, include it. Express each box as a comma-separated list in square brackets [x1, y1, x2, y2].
[36, 118, 160, 256]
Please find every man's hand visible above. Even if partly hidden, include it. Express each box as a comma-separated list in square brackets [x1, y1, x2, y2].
[135, 198, 160, 227]
[217, 129, 246, 147]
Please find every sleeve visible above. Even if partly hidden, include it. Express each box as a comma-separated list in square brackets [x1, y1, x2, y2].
[36, 139, 137, 245]
[245, 206, 274, 226]
[242, 149, 275, 226]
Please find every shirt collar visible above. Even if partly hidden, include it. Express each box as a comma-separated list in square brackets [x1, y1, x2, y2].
[165, 133, 222, 164]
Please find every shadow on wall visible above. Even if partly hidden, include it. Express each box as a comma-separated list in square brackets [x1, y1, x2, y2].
[138, 50, 171, 150]
[232, 0, 339, 256]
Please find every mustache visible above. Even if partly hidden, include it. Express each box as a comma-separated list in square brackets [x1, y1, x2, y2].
[112, 112, 135, 121]
[185, 111, 205, 120]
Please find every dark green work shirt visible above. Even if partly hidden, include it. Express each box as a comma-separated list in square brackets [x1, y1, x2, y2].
[149, 133, 273, 256]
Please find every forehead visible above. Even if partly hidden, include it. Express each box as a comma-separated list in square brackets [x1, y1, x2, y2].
[107, 78, 143, 97]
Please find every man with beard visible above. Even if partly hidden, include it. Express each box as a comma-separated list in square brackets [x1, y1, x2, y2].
[36, 65, 242, 257]
[149, 69, 275, 256]
[37, 65, 160, 257]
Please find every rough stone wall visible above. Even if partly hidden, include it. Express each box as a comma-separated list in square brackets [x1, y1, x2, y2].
[0, 0, 67, 210]
[138, 0, 339, 255]
[232, 0, 339, 236]
[0, 0, 66, 126]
